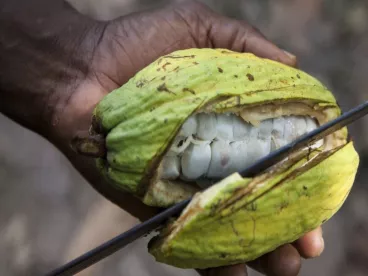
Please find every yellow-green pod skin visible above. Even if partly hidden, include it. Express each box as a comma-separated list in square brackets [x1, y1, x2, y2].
[148, 142, 359, 268]
[94, 48, 341, 203]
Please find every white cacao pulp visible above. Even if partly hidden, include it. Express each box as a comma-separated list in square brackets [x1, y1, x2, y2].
[161, 113, 322, 188]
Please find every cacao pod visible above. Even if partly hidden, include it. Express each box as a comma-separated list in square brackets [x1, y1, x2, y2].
[75, 49, 359, 269]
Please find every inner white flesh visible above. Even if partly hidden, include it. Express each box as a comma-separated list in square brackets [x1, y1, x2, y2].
[160, 113, 322, 188]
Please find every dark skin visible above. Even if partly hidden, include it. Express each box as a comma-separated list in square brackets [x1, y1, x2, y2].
[0, 0, 324, 275]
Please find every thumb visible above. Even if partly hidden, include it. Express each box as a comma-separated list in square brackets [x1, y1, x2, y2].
[205, 12, 297, 67]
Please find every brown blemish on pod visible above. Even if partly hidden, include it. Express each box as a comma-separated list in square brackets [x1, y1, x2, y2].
[162, 62, 171, 71]
[157, 83, 174, 94]
[279, 201, 289, 211]
[164, 55, 196, 59]
[136, 79, 147, 88]
[219, 253, 228, 258]
[182, 88, 196, 94]
[246, 73, 255, 81]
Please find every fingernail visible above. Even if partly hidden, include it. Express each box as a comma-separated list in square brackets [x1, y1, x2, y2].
[318, 227, 324, 255]
[312, 235, 325, 257]
[283, 49, 296, 60]
[280, 49, 298, 67]
[318, 236, 325, 256]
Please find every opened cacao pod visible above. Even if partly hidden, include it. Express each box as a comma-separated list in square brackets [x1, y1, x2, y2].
[75, 49, 359, 269]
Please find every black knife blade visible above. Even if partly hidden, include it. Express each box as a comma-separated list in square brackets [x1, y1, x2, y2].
[46, 100, 368, 276]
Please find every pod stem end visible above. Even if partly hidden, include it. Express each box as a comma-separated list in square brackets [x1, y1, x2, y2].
[71, 131, 106, 158]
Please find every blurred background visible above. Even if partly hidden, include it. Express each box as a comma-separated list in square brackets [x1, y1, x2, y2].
[1, 0, 368, 275]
